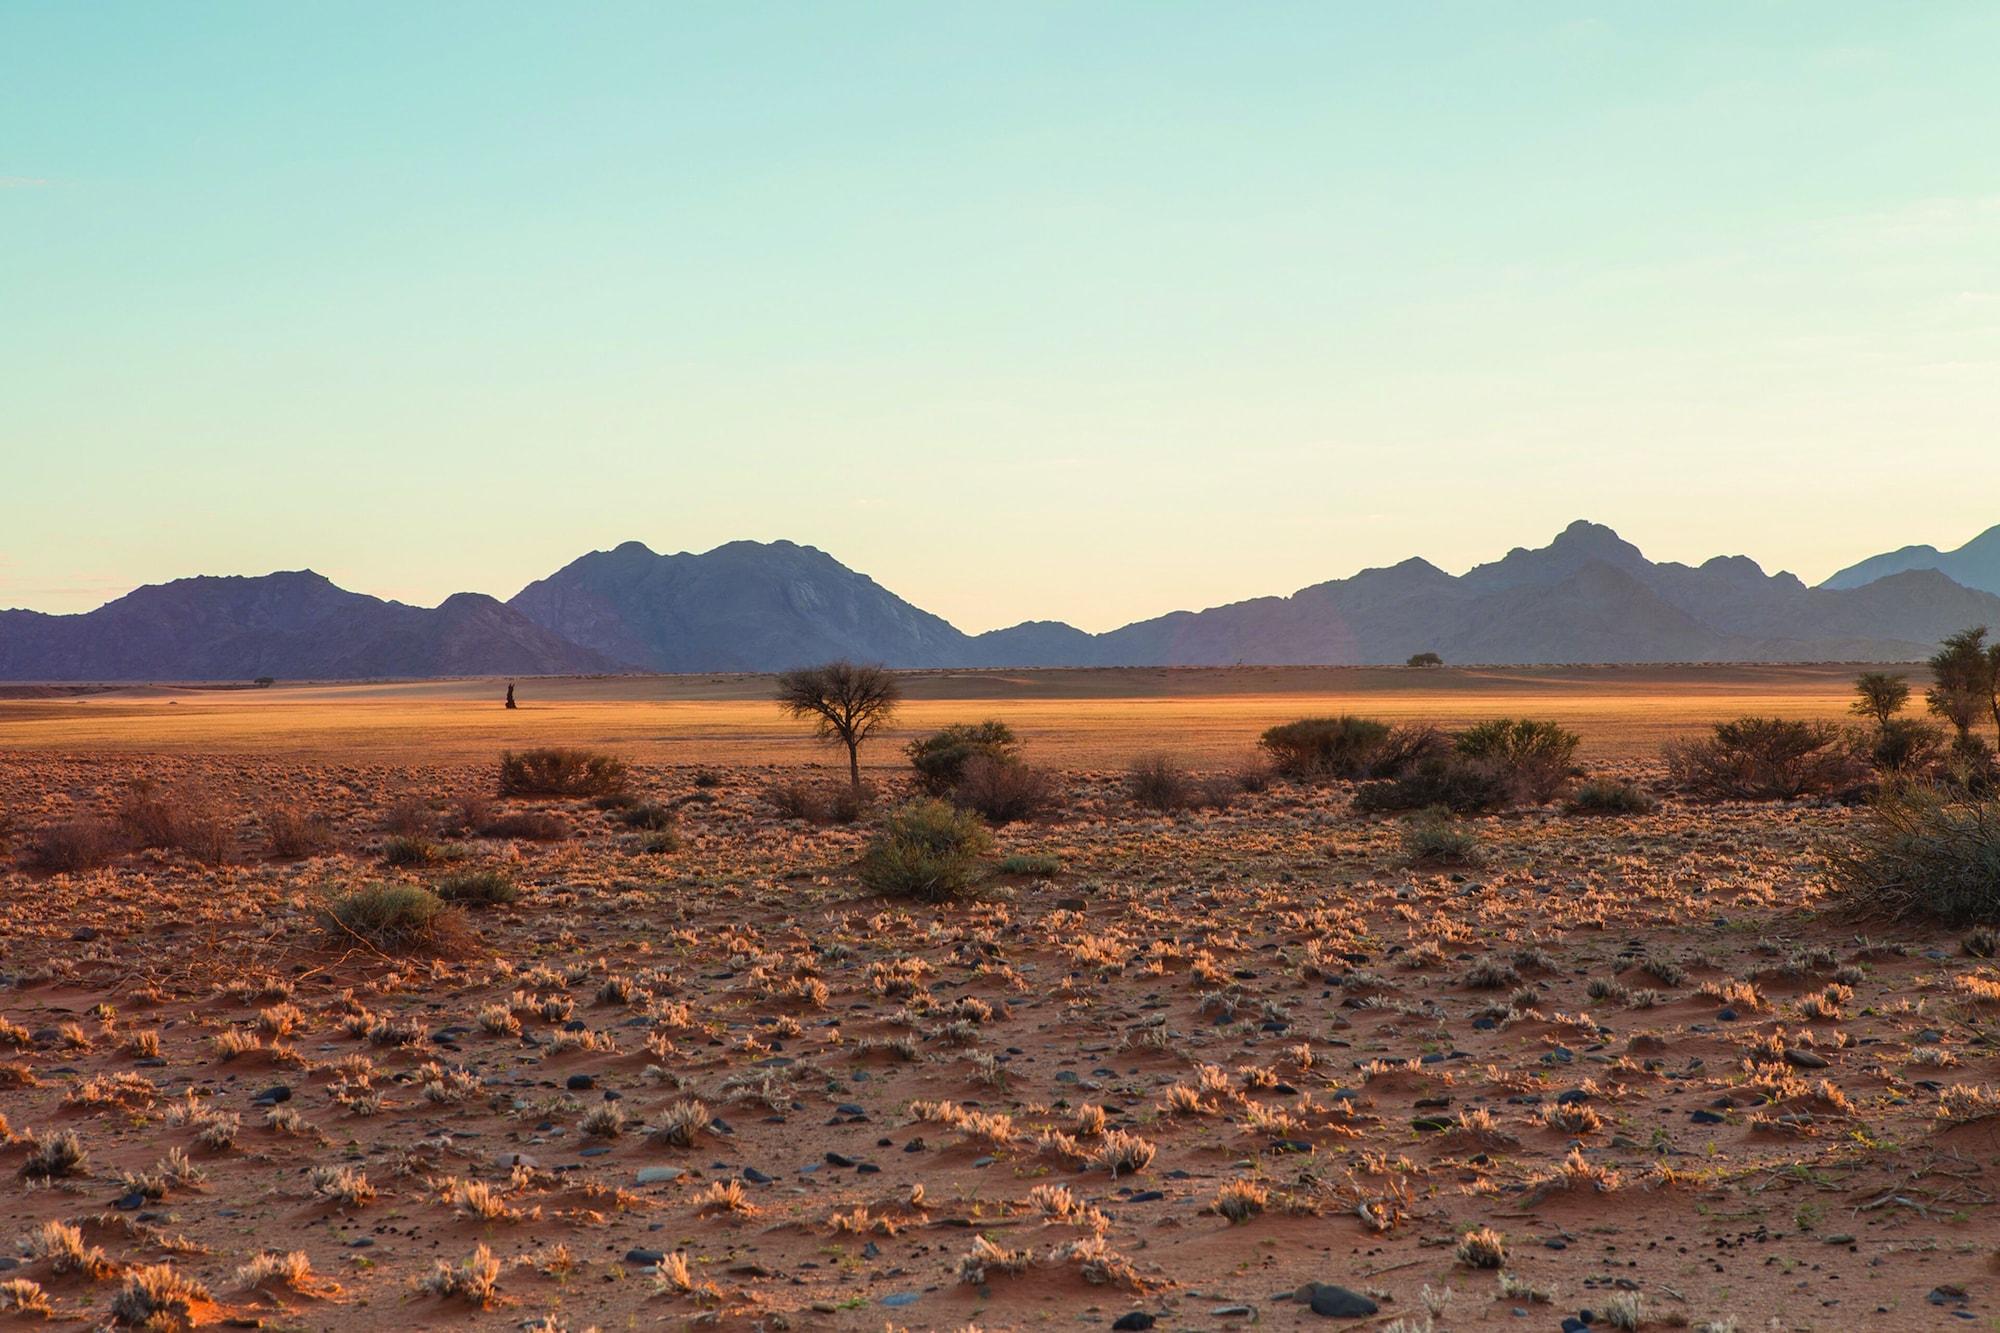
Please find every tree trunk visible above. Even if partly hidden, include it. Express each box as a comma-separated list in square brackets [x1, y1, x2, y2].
[847, 741, 862, 795]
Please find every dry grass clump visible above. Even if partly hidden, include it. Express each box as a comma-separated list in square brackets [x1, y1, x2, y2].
[1455, 1226, 1506, 1269]
[1210, 1178, 1269, 1223]
[956, 1235, 1030, 1285]
[115, 782, 232, 863]
[27, 1220, 113, 1277]
[1834, 785, 2000, 924]
[498, 747, 629, 798]
[1126, 754, 1197, 811]
[1665, 718, 1867, 801]
[1566, 777, 1656, 816]
[308, 1164, 377, 1207]
[323, 883, 469, 952]
[417, 1244, 502, 1307]
[857, 799, 993, 902]
[1400, 808, 1481, 865]
[1937, 1084, 2000, 1125]
[110, 1263, 211, 1328]
[648, 1098, 711, 1148]
[0, 1279, 52, 1315]
[478, 810, 570, 842]
[233, 1250, 324, 1293]
[433, 869, 521, 906]
[21, 1127, 87, 1179]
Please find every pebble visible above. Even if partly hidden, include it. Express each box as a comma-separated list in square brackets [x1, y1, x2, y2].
[1301, 1283, 1378, 1318]
[1111, 1315, 1156, 1331]
[636, 1166, 684, 1184]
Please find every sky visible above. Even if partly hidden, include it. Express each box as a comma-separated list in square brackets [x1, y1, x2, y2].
[4, 2, 1998, 633]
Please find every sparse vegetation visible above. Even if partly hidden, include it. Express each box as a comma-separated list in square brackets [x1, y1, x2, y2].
[499, 747, 631, 797]
[1664, 717, 1868, 800]
[857, 799, 993, 901]
[1835, 784, 2000, 924]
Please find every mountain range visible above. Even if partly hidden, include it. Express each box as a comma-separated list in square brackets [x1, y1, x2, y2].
[4, 521, 1999, 680]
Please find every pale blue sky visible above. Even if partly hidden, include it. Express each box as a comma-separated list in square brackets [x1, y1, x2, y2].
[4, 3, 1997, 631]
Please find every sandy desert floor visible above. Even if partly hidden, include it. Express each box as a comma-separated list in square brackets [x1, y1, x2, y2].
[0, 668, 1992, 1331]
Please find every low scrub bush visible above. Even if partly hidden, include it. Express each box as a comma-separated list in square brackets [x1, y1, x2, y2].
[1664, 718, 1869, 801]
[858, 799, 994, 902]
[264, 808, 337, 858]
[997, 852, 1061, 877]
[951, 755, 1058, 824]
[498, 748, 630, 798]
[1870, 717, 1948, 776]
[765, 778, 868, 825]
[1455, 718, 1581, 804]
[611, 802, 677, 832]
[115, 784, 231, 864]
[28, 819, 124, 873]
[1259, 716, 1446, 782]
[1352, 756, 1509, 814]
[324, 884, 468, 952]
[382, 835, 442, 866]
[433, 870, 520, 907]
[1565, 778, 1655, 816]
[1835, 785, 2000, 924]
[908, 722, 1018, 796]
[1127, 754, 1196, 812]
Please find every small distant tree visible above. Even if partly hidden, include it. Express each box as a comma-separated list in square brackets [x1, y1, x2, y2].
[1849, 671, 1910, 734]
[775, 660, 902, 795]
[253, 676, 276, 688]
[1927, 628, 1996, 751]
[1407, 652, 1443, 669]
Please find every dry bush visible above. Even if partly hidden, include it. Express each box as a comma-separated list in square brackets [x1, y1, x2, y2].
[1566, 778, 1655, 816]
[323, 884, 470, 953]
[1126, 754, 1196, 811]
[499, 748, 630, 797]
[1664, 718, 1869, 801]
[1352, 756, 1510, 815]
[764, 778, 868, 825]
[433, 869, 520, 907]
[27, 818, 124, 872]
[951, 754, 1059, 824]
[264, 807, 337, 858]
[1400, 808, 1481, 865]
[111, 1263, 210, 1327]
[858, 800, 993, 902]
[1835, 785, 2000, 924]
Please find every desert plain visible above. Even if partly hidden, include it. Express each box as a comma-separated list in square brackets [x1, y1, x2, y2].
[0, 663, 1992, 1331]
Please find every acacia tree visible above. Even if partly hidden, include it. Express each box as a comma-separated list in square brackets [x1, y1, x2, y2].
[775, 660, 902, 796]
[1925, 627, 1995, 752]
[1849, 670, 1910, 735]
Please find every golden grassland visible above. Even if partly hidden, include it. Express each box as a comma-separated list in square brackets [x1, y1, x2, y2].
[0, 662, 1906, 764]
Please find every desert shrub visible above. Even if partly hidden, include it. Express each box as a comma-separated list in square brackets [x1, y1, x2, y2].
[498, 748, 629, 798]
[433, 870, 520, 907]
[28, 819, 124, 873]
[765, 778, 868, 825]
[691, 770, 723, 789]
[951, 754, 1058, 824]
[115, 784, 231, 864]
[997, 852, 1061, 877]
[264, 808, 337, 858]
[0, 809, 12, 856]
[324, 884, 466, 952]
[478, 811, 569, 842]
[1566, 778, 1655, 816]
[1455, 718, 1581, 804]
[1663, 718, 1869, 801]
[908, 722, 1018, 796]
[1870, 717, 1948, 776]
[1352, 756, 1509, 814]
[1233, 759, 1274, 794]
[1834, 785, 2000, 924]
[612, 801, 677, 832]
[379, 797, 433, 838]
[858, 799, 994, 903]
[1401, 807, 1481, 865]
[1258, 716, 1450, 782]
[111, 1264, 210, 1329]
[1126, 754, 1196, 811]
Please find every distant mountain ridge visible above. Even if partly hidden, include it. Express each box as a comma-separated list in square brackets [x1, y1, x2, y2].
[1821, 524, 2000, 596]
[6, 521, 2000, 680]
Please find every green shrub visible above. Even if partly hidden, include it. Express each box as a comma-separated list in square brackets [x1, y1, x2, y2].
[908, 722, 1018, 796]
[1258, 716, 1450, 782]
[1400, 807, 1481, 865]
[1406, 652, 1443, 668]
[324, 884, 467, 951]
[765, 778, 868, 825]
[1352, 756, 1509, 814]
[498, 748, 630, 798]
[1663, 718, 1869, 801]
[1870, 717, 1947, 776]
[1454, 719, 1581, 804]
[951, 755, 1058, 824]
[1126, 754, 1196, 811]
[1835, 785, 2000, 924]
[997, 852, 1061, 877]
[1565, 778, 1655, 816]
[858, 799, 994, 902]
[433, 869, 520, 906]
